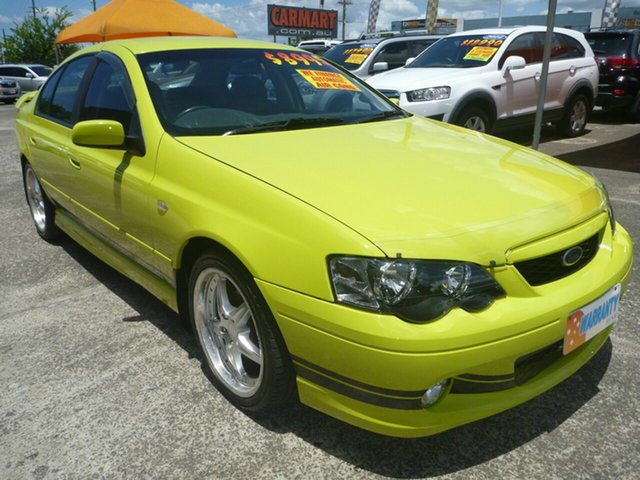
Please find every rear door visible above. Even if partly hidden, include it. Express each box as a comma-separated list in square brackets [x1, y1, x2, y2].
[545, 33, 590, 111]
[27, 56, 95, 214]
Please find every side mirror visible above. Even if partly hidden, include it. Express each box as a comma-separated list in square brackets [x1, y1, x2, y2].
[72, 120, 125, 148]
[502, 56, 526, 76]
[372, 61, 389, 73]
[405, 57, 416, 66]
[25, 72, 35, 79]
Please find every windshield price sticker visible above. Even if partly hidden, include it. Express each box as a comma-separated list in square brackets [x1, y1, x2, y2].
[345, 53, 368, 64]
[264, 51, 327, 67]
[563, 283, 621, 355]
[297, 69, 360, 91]
[342, 47, 374, 57]
[460, 38, 504, 48]
[464, 46, 499, 62]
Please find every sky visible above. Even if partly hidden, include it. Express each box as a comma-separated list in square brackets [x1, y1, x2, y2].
[1, 0, 640, 41]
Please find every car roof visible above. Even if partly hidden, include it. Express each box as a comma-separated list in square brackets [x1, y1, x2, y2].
[339, 34, 442, 46]
[78, 36, 299, 56]
[449, 26, 583, 37]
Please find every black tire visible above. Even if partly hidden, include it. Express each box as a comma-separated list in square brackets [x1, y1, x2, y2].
[187, 251, 295, 412]
[560, 94, 589, 137]
[22, 162, 62, 241]
[455, 107, 491, 133]
[629, 94, 640, 123]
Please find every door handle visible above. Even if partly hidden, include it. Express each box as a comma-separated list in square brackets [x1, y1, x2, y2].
[68, 156, 81, 169]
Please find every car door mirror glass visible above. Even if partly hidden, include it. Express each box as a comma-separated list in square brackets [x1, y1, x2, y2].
[502, 55, 526, 76]
[372, 61, 389, 73]
[72, 120, 126, 148]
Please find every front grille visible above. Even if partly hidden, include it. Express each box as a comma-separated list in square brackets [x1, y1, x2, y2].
[0, 80, 16, 88]
[378, 89, 400, 100]
[514, 233, 600, 286]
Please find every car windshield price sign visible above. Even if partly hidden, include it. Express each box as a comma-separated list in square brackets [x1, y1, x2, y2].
[267, 4, 338, 38]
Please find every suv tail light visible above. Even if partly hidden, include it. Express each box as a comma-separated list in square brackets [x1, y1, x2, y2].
[606, 57, 639, 69]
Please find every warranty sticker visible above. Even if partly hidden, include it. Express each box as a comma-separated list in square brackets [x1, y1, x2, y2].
[345, 53, 368, 65]
[464, 46, 499, 62]
[297, 69, 361, 91]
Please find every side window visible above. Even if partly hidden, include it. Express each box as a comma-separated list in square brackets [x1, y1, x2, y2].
[17, 68, 29, 78]
[0, 67, 9, 76]
[80, 60, 135, 132]
[371, 41, 410, 70]
[500, 33, 542, 67]
[45, 56, 94, 125]
[551, 34, 585, 60]
[409, 40, 434, 58]
[35, 67, 64, 118]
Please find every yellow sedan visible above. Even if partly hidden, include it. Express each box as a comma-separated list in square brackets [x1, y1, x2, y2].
[15, 37, 633, 437]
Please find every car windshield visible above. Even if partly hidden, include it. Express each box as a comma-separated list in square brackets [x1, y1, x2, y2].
[323, 42, 378, 71]
[407, 34, 508, 68]
[138, 48, 403, 136]
[586, 34, 631, 57]
[30, 65, 52, 76]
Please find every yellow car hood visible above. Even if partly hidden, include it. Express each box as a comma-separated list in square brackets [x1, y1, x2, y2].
[177, 117, 603, 263]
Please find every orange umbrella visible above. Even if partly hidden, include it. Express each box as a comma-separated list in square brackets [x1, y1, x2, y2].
[56, 0, 236, 44]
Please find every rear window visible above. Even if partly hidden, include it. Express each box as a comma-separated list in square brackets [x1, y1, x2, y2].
[586, 34, 631, 57]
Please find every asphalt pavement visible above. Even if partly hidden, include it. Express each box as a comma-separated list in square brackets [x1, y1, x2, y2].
[1, 103, 639, 480]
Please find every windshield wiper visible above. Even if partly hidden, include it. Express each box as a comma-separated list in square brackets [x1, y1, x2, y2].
[223, 117, 345, 135]
[351, 110, 408, 124]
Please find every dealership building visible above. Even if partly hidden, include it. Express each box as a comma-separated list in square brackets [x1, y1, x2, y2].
[391, 6, 640, 35]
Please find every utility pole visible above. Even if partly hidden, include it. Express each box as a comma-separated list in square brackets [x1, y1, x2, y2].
[31, 0, 37, 18]
[337, 0, 351, 41]
[92, 0, 97, 11]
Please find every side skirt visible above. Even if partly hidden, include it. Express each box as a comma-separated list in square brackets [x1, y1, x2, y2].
[55, 209, 179, 312]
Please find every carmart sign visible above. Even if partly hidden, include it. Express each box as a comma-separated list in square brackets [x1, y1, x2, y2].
[267, 4, 338, 38]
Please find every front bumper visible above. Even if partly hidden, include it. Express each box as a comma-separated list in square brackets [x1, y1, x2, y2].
[258, 223, 632, 437]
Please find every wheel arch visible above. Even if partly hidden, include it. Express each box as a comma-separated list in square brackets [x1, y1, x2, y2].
[450, 92, 497, 128]
[175, 236, 249, 324]
[565, 80, 595, 111]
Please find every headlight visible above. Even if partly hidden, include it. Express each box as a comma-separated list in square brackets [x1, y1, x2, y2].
[328, 256, 505, 322]
[406, 86, 450, 102]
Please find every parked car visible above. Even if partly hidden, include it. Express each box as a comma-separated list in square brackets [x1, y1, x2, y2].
[0, 77, 21, 103]
[584, 29, 640, 122]
[297, 39, 342, 55]
[0, 64, 52, 91]
[323, 33, 442, 79]
[368, 26, 599, 136]
[15, 37, 632, 438]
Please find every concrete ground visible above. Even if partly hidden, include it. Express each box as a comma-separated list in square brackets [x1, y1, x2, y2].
[1, 103, 638, 480]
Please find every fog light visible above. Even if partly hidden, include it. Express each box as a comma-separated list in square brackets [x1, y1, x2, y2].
[421, 379, 448, 408]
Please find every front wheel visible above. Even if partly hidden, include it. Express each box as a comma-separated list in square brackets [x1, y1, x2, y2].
[560, 94, 589, 137]
[455, 107, 491, 133]
[22, 162, 61, 241]
[188, 251, 294, 412]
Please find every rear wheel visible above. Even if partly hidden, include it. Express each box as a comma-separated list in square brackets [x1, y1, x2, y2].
[22, 162, 61, 241]
[456, 107, 491, 133]
[560, 94, 589, 137]
[188, 251, 294, 412]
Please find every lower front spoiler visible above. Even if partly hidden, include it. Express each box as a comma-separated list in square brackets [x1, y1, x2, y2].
[295, 329, 611, 438]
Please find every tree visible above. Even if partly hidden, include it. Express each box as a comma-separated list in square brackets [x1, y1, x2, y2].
[1, 7, 79, 65]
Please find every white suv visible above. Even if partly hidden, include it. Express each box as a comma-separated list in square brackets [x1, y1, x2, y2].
[367, 26, 599, 136]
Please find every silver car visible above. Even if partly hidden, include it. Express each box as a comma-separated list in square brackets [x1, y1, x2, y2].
[0, 64, 52, 91]
[0, 77, 21, 103]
